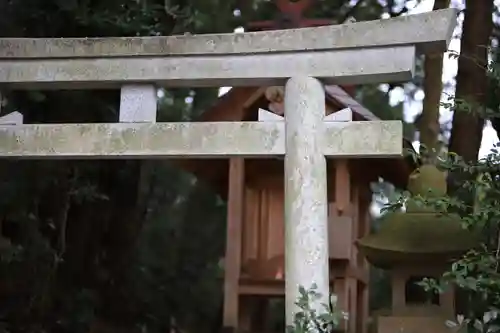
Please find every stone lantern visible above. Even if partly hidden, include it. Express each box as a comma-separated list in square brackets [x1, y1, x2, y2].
[357, 165, 479, 333]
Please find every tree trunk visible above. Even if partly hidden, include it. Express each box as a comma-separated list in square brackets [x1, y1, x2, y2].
[448, 0, 493, 211]
[448, 0, 493, 161]
[417, 0, 450, 164]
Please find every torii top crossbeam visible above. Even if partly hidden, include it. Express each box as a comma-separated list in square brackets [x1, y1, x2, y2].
[0, 9, 457, 89]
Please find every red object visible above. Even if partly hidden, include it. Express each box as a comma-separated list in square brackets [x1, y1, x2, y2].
[247, 0, 332, 29]
[247, 0, 356, 96]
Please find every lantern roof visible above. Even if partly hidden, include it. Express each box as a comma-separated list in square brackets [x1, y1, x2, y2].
[357, 165, 480, 269]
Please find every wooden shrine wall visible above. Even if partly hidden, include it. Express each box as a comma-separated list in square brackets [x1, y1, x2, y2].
[240, 160, 372, 281]
[241, 184, 285, 280]
[227, 158, 374, 333]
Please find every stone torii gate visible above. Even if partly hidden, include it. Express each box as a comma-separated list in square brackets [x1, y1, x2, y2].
[0, 9, 456, 327]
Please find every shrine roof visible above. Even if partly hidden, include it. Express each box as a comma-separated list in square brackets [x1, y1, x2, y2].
[196, 84, 414, 147]
[172, 84, 418, 198]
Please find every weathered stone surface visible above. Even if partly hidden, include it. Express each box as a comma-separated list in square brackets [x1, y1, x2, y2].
[0, 46, 415, 88]
[0, 121, 402, 158]
[0, 122, 283, 158]
[378, 316, 454, 333]
[324, 121, 402, 157]
[119, 85, 157, 123]
[0, 9, 457, 59]
[284, 76, 330, 323]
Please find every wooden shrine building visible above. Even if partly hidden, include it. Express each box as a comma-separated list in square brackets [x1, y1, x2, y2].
[175, 84, 417, 333]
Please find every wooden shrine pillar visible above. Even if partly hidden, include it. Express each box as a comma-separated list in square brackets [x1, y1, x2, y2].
[223, 158, 245, 330]
[331, 159, 355, 332]
[357, 180, 373, 333]
[329, 159, 371, 333]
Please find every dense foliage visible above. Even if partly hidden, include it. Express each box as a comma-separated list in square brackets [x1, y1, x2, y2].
[378, 56, 500, 331]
